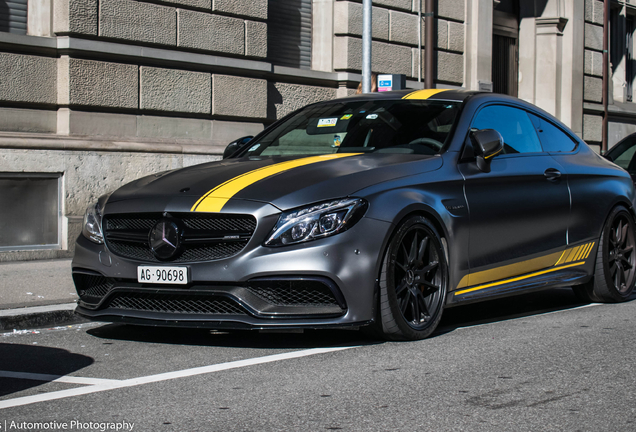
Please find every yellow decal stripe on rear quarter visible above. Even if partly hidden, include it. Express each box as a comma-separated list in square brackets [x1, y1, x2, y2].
[191, 153, 360, 213]
[565, 246, 581, 263]
[402, 89, 450, 100]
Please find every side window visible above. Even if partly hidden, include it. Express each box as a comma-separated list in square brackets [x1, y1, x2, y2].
[528, 113, 578, 152]
[472, 105, 543, 154]
[611, 140, 636, 171]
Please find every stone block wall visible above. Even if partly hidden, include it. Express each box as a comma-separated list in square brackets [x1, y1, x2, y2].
[332, 0, 465, 86]
[0, 53, 57, 105]
[0, 148, 219, 261]
[54, 0, 267, 58]
[583, 0, 604, 144]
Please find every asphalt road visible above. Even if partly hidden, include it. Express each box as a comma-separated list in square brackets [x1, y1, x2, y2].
[0, 288, 634, 432]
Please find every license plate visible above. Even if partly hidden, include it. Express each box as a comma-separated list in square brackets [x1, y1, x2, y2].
[137, 266, 188, 284]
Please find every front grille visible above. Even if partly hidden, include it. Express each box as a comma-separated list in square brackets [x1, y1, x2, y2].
[183, 216, 256, 232]
[106, 293, 247, 315]
[107, 241, 156, 262]
[103, 213, 256, 263]
[247, 279, 340, 307]
[73, 272, 115, 299]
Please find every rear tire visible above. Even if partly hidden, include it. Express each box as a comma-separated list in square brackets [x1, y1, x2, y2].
[378, 216, 448, 340]
[572, 206, 636, 303]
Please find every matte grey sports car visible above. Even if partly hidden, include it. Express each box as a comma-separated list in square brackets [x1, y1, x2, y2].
[72, 89, 636, 340]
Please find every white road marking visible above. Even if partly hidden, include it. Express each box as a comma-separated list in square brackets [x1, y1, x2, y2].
[0, 346, 357, 410]
[0, 371, 119, 386]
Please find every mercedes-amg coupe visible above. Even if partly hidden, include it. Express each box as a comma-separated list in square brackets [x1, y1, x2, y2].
[72, 89, 636, 340]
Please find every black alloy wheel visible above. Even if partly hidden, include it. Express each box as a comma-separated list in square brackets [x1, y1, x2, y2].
[573, 206, 636, 303]
[607, 212, 636, 294]
[378, 216, 447, 340]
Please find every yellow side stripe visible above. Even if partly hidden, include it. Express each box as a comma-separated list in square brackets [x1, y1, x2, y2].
[191, 153, 360, 213]
[554, 249, 568, 266]
[565, 246, 581, 263]
[455, 262, 587, 296]
[402, 89, 450, 100]
[576, 244, 589, 261]
[455, 242, 596, 295]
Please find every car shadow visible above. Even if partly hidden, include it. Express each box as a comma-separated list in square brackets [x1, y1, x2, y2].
[85, 288, 636, 347]
[434, 287, 636, 337]
[0, 343, 94, 398]
[87, 324, 378, 350]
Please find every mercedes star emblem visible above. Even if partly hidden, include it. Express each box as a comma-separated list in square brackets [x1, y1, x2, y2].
[149, 219, 181, 260]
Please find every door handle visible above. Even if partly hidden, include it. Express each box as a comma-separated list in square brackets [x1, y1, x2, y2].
[544, 168, 561, 181]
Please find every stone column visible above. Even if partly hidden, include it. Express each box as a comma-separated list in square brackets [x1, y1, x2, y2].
[534, 17, 568, 117]
[560, 0, 584, 136]
[464, 0, 493, 91]
[518, 0, 583, 134]
[312, 0, 335, 72]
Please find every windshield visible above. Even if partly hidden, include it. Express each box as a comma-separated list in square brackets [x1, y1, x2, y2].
[242, 99, 461, 157]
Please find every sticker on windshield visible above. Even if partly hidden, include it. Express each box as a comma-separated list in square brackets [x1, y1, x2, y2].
[317, 118, 338, 127]
[340, 114, 353, 120]
[248, 144, 260, 152]
[366, 113, 379, 120]
[333, 135, 342, 147]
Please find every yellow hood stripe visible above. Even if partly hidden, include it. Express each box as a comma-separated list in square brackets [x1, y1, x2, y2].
[191, 153, 360, 213]
[402, 89, 450, 100]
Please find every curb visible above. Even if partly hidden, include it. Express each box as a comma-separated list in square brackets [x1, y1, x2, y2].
[0, 303, 88, 331]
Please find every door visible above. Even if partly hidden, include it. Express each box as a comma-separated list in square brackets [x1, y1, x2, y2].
[458, 104, 570, 282]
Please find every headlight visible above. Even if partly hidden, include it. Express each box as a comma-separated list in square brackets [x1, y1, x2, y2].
[265, 198, 367, 247]
[82, 202, 104, 244]
[82, 192, 111, 244]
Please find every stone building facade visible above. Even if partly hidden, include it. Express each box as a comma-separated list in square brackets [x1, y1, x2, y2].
[0, 0, 634, 261]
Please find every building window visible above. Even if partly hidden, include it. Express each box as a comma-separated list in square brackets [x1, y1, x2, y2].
[267, 0, 312, 70]
[0, 0, 27, 35]
[626, 16, 634, 102]
[611, 7, 636, 103]
[0, 173, 61, 250]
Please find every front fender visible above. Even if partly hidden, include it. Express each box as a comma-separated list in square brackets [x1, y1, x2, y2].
[359, 171, 470, 293]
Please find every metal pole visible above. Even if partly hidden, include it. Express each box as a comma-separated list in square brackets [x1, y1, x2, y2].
[424, 0, 435, 89]
[362, 0, 372, 93]
[418, 0, 422, 83]
[602, 0, 609, 153]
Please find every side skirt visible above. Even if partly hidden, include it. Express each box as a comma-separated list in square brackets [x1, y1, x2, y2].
[446, 268, 591, 307]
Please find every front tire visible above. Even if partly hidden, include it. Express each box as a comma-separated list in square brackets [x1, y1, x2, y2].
[378, 216, 448, 340]
[573, 205, 636, 303]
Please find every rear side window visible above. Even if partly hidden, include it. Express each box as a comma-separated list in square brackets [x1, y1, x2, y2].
[611, 140, 636, 171]
[472, 105, 542, 154]
[528, 113, 578, 152]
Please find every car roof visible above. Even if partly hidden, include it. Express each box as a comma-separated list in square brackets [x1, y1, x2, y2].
[333, 88, 482, 103]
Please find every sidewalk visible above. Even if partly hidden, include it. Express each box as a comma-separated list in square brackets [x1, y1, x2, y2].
[0, 259, 86, 330]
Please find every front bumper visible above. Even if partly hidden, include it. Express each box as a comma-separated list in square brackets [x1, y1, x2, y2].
[72, 215, 393, 329]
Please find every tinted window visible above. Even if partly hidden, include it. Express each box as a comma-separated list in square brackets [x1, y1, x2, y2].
[611, 140, 636, 171]
[472, 105, 542, 154]
[528, 113, 577, 152]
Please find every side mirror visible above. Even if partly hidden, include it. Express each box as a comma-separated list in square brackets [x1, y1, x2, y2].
[223, 136, 253, 159]
[470, 129, 503, 172]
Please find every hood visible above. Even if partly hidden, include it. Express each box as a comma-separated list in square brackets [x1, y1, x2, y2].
[106, 153, 443, 214]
